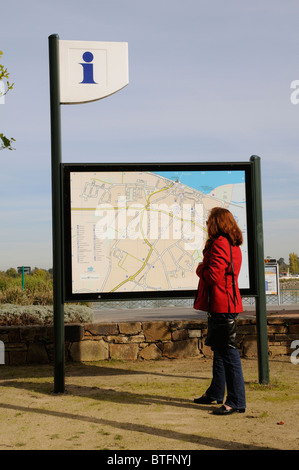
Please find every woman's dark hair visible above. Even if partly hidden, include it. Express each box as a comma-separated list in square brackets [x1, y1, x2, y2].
[205, 207, 243, 248]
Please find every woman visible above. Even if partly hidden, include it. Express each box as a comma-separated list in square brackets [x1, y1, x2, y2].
[193, 207, 246, 415]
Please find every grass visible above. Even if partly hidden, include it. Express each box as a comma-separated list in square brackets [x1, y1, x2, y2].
[2, 357, 298, 450]
[248, 378, 288, 392]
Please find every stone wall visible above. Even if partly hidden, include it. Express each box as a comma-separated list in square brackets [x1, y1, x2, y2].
[1, 317, 298, 365]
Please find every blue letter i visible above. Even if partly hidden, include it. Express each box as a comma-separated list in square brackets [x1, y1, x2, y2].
[80, 51, 97, 84]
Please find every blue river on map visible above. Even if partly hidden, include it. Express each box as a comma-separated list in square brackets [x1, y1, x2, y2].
[153, 170, 245, 194]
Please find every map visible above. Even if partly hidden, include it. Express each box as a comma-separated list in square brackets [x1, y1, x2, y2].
[69, 170, 249, 295]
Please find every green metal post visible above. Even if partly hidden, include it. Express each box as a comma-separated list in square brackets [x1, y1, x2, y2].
[22, 266, 25, 291]
[250, 155, 269, 384]
[49, 34, 65, 393]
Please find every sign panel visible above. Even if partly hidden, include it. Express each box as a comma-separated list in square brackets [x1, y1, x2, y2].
[62, 162, 256, 301]
[59, 40, 129, 104]
[17, 266, 31, 274]
[264, 260, 279, 296]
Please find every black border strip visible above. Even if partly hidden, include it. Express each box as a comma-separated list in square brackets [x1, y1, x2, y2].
[62, 161, 257, 302]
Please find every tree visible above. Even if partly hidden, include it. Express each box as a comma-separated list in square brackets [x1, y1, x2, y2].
[5, 267, 18, 278]
[278, 257, 288, 274]
[289, 252, 299, 275]
[31, 268, 51, 280]
[0, 133, 16, 150]
[0, 51, 15, 150]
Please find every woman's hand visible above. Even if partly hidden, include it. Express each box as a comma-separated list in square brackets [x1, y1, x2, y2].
[196, 262, 204, 276]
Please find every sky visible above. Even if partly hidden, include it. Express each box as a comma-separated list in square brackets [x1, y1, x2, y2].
[1, 0, 299, 271]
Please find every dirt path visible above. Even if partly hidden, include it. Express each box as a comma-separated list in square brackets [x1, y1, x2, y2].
[0, 357, 298, 450]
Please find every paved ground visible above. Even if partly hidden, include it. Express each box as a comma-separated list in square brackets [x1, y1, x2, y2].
[93, 303, 299, 323]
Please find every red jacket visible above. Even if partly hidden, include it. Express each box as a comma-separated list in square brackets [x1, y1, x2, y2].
[193, 235, 243, 314]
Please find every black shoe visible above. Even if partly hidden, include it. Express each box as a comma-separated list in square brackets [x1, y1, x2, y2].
[212, 405, 245, 415]
[194, 395, 223, 405]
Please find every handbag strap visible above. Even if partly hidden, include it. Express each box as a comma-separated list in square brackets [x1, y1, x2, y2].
[229, 242, 237, 305]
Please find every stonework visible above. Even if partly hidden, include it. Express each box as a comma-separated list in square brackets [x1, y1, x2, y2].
[0, 317, 298, 365]
[163, 338, 201, 359]
[70, 339, 109, 362]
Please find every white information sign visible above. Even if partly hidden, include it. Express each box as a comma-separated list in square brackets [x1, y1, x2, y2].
[265, 264, 279, 296]
[59, 40, 129, 104]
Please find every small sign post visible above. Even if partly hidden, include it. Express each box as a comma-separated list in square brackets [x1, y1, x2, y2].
[17, 266, 31, 291]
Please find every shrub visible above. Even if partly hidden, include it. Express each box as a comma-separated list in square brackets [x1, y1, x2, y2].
[0, 271, 53, 305]
[0, 304, 94, 326]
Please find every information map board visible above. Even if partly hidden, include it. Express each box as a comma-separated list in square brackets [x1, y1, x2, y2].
[62, 162, 257, 301]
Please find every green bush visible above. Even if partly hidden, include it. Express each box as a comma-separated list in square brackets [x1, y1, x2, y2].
[0, 269, 53, 305]
[0, 304, 94, 326]
[0, 269, 94, 325]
